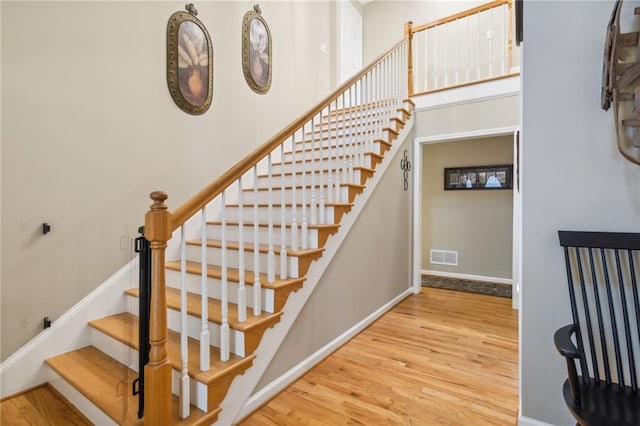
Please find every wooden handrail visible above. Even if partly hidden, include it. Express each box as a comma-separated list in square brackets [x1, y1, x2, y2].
[171, 36, 408, 229]
[410, 0, 509, 34]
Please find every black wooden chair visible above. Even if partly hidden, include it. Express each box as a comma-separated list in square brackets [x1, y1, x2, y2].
[555, 231, 640, 426]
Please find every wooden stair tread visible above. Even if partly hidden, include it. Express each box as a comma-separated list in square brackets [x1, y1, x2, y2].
[273, 151, 383, 163]
[45, 346, 221, 425]
[88, 313, 256, 385]
[257, 166, 375, 177]
[185, 238, 325, 259]
[225, 202, 354, 208]
[243, 182, 366, 191]
[622, 118, 640, 127]
[125, 287, 283, 331]
[205, 220, 340, 232]
[165, 260, 306, 290]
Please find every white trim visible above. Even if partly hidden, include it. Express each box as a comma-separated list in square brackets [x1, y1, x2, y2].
[235, 288, 413, 423]
[416, 126, 519, 145]
[412, 136, 422, 294]
[518, 415, 557, 426]
[0, 258, 134, 397]
[413, 75, 520, 112]
[421, 269, 512, 286]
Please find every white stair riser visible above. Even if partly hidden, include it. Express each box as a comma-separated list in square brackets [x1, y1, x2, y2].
[184, 244, 301, 279]
[273, 155, 374, 174]
[165, 268, 276, 313]
[223, 205, 337, 226]
[283, 142, 383, 162]
[88, 327, 209, 412]
[240, 186, 350, 205]
[255, 169, 366, 188]
[306, 128, 393, 141]
[126, 295, 247, 357]
[205, 222, 321, 249]
[49, 377, 118, 426]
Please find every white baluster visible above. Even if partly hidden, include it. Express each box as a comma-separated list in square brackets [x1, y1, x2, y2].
[434, 25, 438, 88]
[342, 92, 349, 187]
[310, 117, 318, 226]
[455, 19, 459, 84]
[267, 152, 275, 283]
[301, 125, 309, 250]
[220, 190, 230, 361]
[348, 88, 354, 186]
[477, 12, 481, 79]
[279, 143, 287, 280]
[444, 24, 448, 86]
[424, 31, 428, 91]
[200, 207, 210, 371]
[290, 135, 298, 251]
[501, 4, 506, 75]
[237, 176, 246, 323]
[318, 113, 326, 225]
[489, 7, 494, 77]
[332, 100, 340, 205]
[253, 165, 262, 315]
[179, 225, 190, 418]
[326, 103, 334, 206]
[466, 17, 470, 82]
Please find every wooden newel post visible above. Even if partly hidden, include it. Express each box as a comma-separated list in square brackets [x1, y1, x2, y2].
[404, 21, 414, 96]
[144, 191, 173, 425]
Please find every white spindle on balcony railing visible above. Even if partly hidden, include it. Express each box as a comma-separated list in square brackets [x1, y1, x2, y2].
[310, 117, 317, 226]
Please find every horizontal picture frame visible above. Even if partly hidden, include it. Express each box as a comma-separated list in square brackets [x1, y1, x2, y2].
[444, 164, 513, 191]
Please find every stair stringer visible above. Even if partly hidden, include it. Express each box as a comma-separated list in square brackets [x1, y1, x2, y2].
[215, 114, 415, 425]
[0, 259, 135, 398]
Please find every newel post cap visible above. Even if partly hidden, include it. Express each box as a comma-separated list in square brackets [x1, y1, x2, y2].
[144, 191, 172, 242]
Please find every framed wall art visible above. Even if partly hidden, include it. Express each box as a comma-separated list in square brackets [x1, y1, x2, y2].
[444, 164, 513, 191]
[167, 3, 213, 115]
[242, 4, 272, 94]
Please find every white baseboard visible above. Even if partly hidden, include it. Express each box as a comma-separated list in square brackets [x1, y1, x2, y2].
[518, 415, 558, 426]
[0, 258, 135, 397]
[235, 288, 413, 423]
[421, 269, 512, 286]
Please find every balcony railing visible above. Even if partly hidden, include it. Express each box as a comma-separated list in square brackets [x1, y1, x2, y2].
[406, 0, 515, 96]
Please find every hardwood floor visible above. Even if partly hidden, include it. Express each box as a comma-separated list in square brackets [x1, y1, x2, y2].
[0, 384, 91, 425]
[0, 288, 518, 425]
[240, 287, 519, 425]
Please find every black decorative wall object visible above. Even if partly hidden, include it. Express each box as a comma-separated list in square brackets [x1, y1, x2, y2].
[400, 150, 411, 191]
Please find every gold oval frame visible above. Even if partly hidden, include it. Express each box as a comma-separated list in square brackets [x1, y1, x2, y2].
[167, 4, 213, 115]
[242, 5, 272, 94]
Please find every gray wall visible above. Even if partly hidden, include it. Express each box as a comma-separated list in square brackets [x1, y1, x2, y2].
[256, 134, 413, 390]
[1, 1, 335, 361]
[522, 1, 640, 424]
[422, 136, 513, 278]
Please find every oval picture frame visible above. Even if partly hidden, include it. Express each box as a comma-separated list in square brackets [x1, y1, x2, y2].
[242, 5, 272, 94]
[167, 4, 213, 115]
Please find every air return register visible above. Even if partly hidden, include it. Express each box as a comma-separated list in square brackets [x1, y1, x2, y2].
[430, 249, 458, 266]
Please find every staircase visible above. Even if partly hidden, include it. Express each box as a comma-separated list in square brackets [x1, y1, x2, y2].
[41, 38, 414, 425]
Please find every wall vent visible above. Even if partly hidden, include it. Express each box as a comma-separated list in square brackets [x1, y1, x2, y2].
[430, 249, 458, 266]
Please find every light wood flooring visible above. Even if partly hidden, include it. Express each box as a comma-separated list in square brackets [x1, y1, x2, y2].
[1, 384, 91, 425]
[240, 287, 519, 425]
[0, 288, 518, 425]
